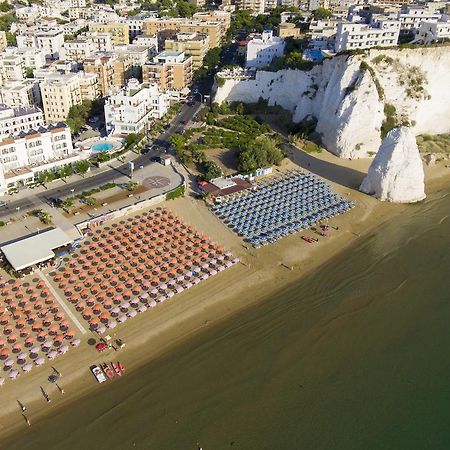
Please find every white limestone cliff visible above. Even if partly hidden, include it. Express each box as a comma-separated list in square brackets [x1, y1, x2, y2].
[214, 46, 450, 159]
[359, 127, 426, 203]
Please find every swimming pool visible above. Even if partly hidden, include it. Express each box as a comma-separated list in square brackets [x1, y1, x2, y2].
[91, 142, 114, 152]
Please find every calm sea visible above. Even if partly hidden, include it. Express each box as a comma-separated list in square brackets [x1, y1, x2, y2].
[3, 189, 450, 450]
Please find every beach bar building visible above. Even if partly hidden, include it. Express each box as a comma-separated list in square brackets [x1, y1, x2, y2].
[0, 228, 73, 273]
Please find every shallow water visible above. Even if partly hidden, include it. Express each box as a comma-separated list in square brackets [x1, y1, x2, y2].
[3, 190, 450, 450]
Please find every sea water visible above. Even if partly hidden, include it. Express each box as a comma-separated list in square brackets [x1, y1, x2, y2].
[3, 189, 450, 450]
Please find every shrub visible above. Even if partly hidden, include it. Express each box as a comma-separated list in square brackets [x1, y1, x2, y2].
[166, 185, 185, 200]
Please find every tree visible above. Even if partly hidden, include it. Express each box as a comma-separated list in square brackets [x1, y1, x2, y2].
[84, 196, 97, 206]
[124, 132, 143, 149]
[170, 133, 187, 152]
[127, 181, 139, 191]
[57, 164, 73, 180]
[25, 67, 34, 78]
[62, 198, 75, 210]
[37, 170, 56, 184]
[203, 161, 222, 181]
[74, 160, 90, 176]
[0, 2, 12, 12]
[312, 7, 332, 19]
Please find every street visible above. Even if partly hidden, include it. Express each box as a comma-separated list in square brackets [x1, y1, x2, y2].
[0, 100, 203, 221]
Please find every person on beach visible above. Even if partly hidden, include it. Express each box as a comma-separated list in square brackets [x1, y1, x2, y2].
[18, 400, 26, 412]
[22, 414, 31, 426]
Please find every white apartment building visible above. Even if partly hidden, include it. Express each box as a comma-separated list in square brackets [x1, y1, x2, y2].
[40, 72, 99, 123]
[60, 39, 96, 61]
[104, 78, 169, 135]
[133, 34, 159, 52]
[334, 20, 401, 52]
[111, 44, 152, 66]
[246, 30, 285, 68]
[35, 30, 65, 59]
[87, 32, 114, 52]
[234, 0, 264, 14]
[0, 123, 78, 194]
[0, 80, 41, 109]
[398, 5, 441, 33]
[0, 105, 44, 141]
[414, 18, 450, 43]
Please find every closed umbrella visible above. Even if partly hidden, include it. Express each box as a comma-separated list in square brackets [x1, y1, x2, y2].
[34, 356, 45, 366]
[4, 358, 14, 367]
[117, 315, 127, 323]
[127, 310, 137, 318]
[137, 305, 147, 313]
[70, 338, 81, 347]
[107, 321, 117, 329]
[97, 325, 106, 334]
[9, 369, 19, 379]
[17, 353, 27, 361]
[47, 350, 58, 360]
[0, 377, 4, 385]
[58, 345, 69, 355]
[22, 363, 32, 373]
[30, 346, 40, 354]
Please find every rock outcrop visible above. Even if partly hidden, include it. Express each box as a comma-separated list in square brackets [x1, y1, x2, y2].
[214, 46, 450, 159]
[359, 127, 426, 203]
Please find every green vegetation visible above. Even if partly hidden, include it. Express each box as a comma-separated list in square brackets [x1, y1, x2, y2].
[372, 54, 394, 65]
[0, 12, 17, 45]
[359, 61, 384, 100]
[268, 50, 314, 71]
[84, 197, 97, 206]
[37, 170, 56, 184]
[238, 136, 284, 173]
[125, 132, 144, 149]
[28, 209, 52, 225]
[66, 98, 104, 134]
[312, 7, 332, 19]
[0, 221, 5, 227]
[57, 164, 73, 180]
[214, 74, 225, 88]
[166, 184, 185, 200]
[381, 103, 397, 139]
[167, 0, 198, 18]
[127, 181, 139, 191]
[399, 66, 427, 99]
[228, 7, 301, 37]
[74, 160, 90, 176]
[416, 133, 450, 154]
[6, 31, 16, 46]
[25, 67, 34, 78]
[194, 47, 222, 81]
[62, 198, 75, 210]
[0, 1, 12, 12]
[63, 25, 88, 42]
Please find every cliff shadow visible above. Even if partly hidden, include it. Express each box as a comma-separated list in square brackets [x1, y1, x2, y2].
[282, 143, 368, 189]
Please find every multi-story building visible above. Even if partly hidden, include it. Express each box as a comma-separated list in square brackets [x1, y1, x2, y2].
[104, 78, 169, 135]
[397, 5, 441, 36]
[40, 72, 99, 123]
[35, 30, 65, 59]
[278, 22, 303, 38]
[414, 18, 450, 43]
[143, 18, 224, 48]
[86, 32, 114, 52]
[60, 39, 96, 62]
[117, 18, 144, 41]
[309, 0, 330, 11]
[0, 123, 78, 195]
[192, 10, 231, 31]
[164, 32, 210, 70]
[111, 44, 153, 66]
[0, 52, 26, 83]
[84, 54, 132, 96]
[0, 80, 41, 109]
[142, 51, 193, 100]
[234, 0, 264, 15]
[246, 30, 285, 68]
[0, 105, 44, 141]
[89, 22, 129, 45]
[334, 20, 401, 52]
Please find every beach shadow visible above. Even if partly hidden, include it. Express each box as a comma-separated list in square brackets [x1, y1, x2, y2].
[87, 338, 97, 346]
[282, 143, 367, 189]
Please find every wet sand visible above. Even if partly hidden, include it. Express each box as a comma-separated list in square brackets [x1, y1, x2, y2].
[0, 153, 448, 442]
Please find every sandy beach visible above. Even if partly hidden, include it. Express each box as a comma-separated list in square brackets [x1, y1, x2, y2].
[0, 148, 448, 442]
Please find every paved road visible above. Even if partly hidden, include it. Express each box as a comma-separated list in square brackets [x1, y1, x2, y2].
[0, 101, 202, 220]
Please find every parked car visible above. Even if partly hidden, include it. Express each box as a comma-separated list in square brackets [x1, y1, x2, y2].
[181, 119, 188, 125]
[0, 201, 7, 208]
[150, 156, 160, 162]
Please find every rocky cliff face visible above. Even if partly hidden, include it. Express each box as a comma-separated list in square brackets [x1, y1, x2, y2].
[359, 127, 426, 203]
[214, 46, 450, 159]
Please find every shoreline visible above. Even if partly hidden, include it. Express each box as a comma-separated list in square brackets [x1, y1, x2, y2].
[0, 158, 448, 443]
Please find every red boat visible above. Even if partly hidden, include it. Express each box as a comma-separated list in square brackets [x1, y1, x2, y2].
[301, 236, 317, 243]
[111, 362, 122, 377]
[101, 363, 115, 379]
[118, 361, 126, 374]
